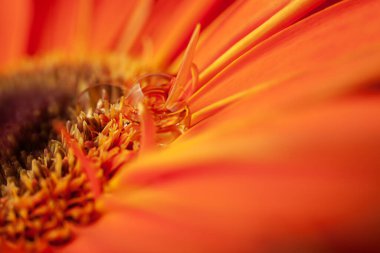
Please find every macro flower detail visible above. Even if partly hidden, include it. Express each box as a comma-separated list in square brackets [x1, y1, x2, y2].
[0, 34, 195, 250]
[1, 0, 380, 253]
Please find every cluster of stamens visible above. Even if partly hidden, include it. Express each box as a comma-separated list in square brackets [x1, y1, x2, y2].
[0, 62, 190, 252]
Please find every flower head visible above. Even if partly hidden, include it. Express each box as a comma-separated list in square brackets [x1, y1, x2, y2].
[1, 0, 380, 252]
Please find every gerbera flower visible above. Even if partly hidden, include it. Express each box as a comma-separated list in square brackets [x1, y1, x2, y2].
[1, 0, 380, 252]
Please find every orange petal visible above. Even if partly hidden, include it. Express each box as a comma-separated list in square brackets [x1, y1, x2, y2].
[63, 96, 380, 253]
[189, 0, 380, 117]
[171, 0, 289, 72]
[166, 25, 200, 111]
[0, 0, 31, 69]
[36, 0, 91, 55]
[131, 0, 229, 68]
[90, 0, 151, 53]
[138, 102, 157, 153]
[194, 0, 329, 88]
[190, 52, 380, 127]
[114, 0, 152, 54]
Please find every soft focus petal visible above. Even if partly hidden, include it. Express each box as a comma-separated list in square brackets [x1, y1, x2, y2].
[64, 95, 380, 253]
[89, 0, 144, 52]
[0, 241, 23, 253]
[0, 0, 31, 69]
[115, 0, 153, 54]
[35, 0, 91, 54]
[131, 0, 232, 67]
[189, 0, 380, 116]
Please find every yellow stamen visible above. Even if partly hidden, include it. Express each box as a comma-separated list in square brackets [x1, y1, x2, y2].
[55, 122, 102, 198]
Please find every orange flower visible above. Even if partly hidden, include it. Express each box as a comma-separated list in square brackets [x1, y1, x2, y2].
[1, 0, 380, 252]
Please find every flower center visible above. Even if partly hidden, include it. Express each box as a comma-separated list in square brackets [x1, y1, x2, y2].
[0, 59, 190, 251]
